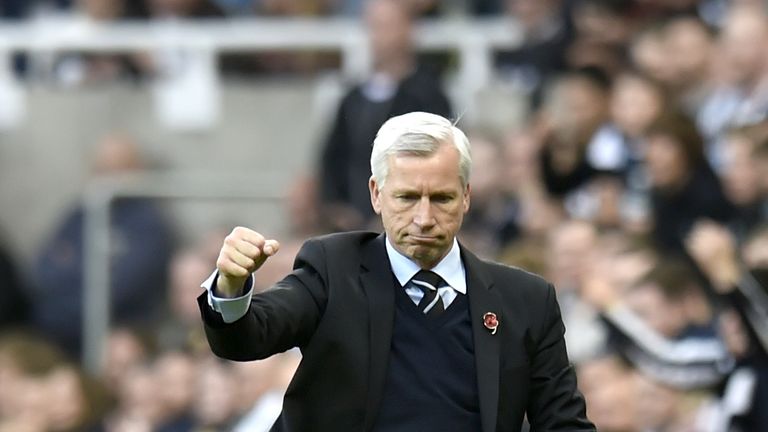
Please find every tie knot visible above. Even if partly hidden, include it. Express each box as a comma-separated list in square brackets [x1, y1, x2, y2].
[411, 270, 445, 292]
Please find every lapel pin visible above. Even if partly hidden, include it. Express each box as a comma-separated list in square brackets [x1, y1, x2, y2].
[483, 312, 498, 335]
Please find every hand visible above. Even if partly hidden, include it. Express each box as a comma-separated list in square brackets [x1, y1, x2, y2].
[215, 227, 280, 297]
[581, 274, 619, 311]
[685, 221, 739, 293]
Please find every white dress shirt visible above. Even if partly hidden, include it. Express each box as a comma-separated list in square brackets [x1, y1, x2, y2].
[201, 236, 466, 323]
[385, 237, 466, 308]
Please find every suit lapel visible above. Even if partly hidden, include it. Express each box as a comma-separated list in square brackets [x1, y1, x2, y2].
[360, 234, 395, 431]
[462, 246, 501, 432]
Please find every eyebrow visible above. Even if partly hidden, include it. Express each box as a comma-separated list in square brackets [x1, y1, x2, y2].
[391, 188, 458, 197]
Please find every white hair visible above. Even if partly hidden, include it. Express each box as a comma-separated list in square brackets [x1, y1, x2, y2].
[370, 112, 471, 188]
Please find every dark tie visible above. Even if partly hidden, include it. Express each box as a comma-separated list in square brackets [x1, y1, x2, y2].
[411, 270, 446, 318]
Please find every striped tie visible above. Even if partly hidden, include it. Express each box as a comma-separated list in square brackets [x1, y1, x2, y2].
[411, 270, 446, 318]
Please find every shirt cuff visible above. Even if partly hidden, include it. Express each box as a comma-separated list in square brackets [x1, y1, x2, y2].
[201, 269, 254, 323]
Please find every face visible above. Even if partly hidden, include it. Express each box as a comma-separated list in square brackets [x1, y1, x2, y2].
[550, 78, 608, 141]
[467, 136, 501, 202]
[720, 10, 768, 85]
[611, 75, 662, 138]
[366, 0, 413, 65]
[631, 33, 675, 85]
[80, 0, 123, 20]
[645, 133, 688, 189]
[626, 283, 687, 338]
[666, 19, 713, 84]
[370, 143, 470, 269]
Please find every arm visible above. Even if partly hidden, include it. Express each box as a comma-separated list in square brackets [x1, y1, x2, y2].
[198, 228, 328, 361]
[686, 221, 768, 356]
[527, 284, 595, 431]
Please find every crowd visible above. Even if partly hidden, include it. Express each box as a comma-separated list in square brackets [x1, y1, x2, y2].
[1, 0, 768, 431]
[0, 0, 507, 20]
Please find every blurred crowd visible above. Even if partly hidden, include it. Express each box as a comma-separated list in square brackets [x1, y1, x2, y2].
[2, 0, 768, 431]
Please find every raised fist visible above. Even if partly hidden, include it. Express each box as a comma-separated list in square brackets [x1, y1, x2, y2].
[215, 227, 280, 297]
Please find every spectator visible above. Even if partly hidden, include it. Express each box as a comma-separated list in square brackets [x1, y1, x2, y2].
[102, 327, 153, 392]
[587, 71, 665, 180]
[192, 358, 241, 430]
[643, 111, 733, 252]
[159, 246, 215, 351]
[318, 0, 451, 230]
[32, 133, 174, 356]
[567, 0, 634, 75]
[154, 351, 196, 432]
[629, 21, 678, 87]
[0, 333, 108, 432]
[108, 363, 165, 431]
[232, 351, 301, 432]
[147, 0, 224, 18]
[719, 129, 768, 239]
[545, 220, 608, 362]
[664, 16, 716, 114]
[581, 71, 665, 229]
[53, 0, 153, 85]
[255, 0, 336, 15]
[458, 132, 519, 257]
[698, 5, 768, 168]
[538, 67, 611, 197]
[686, 222, 768, 430]
[577, 354, 636, 431]
[495, 0, 573, 107]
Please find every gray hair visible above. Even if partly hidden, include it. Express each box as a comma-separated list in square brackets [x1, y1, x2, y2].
[370, 112, 472, 188]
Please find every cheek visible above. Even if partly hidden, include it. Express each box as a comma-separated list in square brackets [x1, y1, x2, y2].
[381, 207, 410, 230]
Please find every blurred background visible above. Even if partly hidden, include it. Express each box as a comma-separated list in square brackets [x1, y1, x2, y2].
[0, 0, 767, 431]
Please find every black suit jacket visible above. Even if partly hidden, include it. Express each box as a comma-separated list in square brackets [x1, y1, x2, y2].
[199, 232, 594, 431]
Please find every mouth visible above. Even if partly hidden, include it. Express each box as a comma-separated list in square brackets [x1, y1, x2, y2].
[409, 234, 440, 243]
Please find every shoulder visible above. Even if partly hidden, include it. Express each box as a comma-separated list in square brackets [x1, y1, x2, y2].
[301, 231, 381, 254]
[465, 250, 555, 303]
[480, 258, 551, 291]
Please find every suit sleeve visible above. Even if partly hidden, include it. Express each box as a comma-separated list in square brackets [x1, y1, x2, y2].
[527, 283, 595, 431]
[197, 238, 329, 361]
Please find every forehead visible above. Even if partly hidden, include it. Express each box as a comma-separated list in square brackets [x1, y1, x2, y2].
[385, 144, 463, 187]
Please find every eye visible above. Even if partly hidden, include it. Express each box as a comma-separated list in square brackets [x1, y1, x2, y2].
[396, 193, 419, 201]
[432, 194, 453, 204]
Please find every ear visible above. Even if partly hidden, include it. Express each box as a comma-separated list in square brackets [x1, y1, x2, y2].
[462, 183, 471, 214]
[369, 176, 382, 214]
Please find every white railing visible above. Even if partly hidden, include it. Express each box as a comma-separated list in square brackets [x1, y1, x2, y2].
[0, 17, 523, 126]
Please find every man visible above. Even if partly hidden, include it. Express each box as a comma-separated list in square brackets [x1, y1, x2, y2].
[199, 112, 594, 431]
[319, 0, 451, 230]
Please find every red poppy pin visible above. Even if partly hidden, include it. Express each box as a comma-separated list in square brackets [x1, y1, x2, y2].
[483, 312, 498, 335]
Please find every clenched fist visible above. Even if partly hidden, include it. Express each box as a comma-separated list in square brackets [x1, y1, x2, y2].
[215, 227, 280, 297]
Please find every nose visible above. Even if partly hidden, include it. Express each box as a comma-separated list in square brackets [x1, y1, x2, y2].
[413, 196, 436, 229]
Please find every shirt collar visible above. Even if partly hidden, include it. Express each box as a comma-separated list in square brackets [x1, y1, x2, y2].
[385, 236, 467, 295]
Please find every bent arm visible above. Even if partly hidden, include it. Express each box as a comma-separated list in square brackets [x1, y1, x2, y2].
[198, 238, 329, 361]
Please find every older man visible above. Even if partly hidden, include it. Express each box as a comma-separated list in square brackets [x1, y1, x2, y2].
[199, 112, 593, 431]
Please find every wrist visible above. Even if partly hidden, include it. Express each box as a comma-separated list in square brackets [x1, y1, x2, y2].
[215, 274, 249, 298]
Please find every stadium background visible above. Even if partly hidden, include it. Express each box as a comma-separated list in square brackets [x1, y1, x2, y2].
[0, 0, 767, 431]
